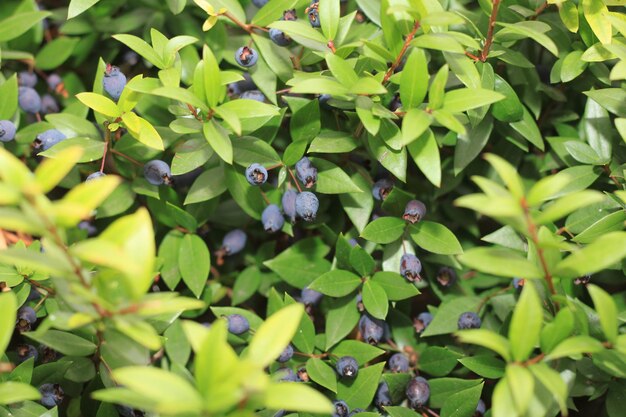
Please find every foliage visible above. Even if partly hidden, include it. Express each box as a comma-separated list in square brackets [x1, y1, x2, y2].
[0, 0, 625, 417]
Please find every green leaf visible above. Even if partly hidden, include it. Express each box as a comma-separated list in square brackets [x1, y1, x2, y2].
[529, 363, 568, 416]
[268, 20, 329, 51]
[39, 137, 104, 163]
[325, 296, 360, 350]
[443, 88, 504, 113]
[495, 21, 559, 57]
[309, 158, 362, 194]
[264, 238, 331, 288]
[113, 34, 164, 68]
[491, 75, 524, 122]
[265, 382, 334, 413]
[25, 330, 96, 356]
[233, 137, 281, 167]
[362, 279, 388, 319]
[247, 303, 303, 367]
[224, 165, 266, 219]
[68, 0, 101, 19]
[349, 245, 375, 277]
[0, 11, 51, 42]
[0, 292, 17, 357]
[407, 129, 440, 187]
[202, 45, 223, 107]
[458, 247, 543, 279]
[309, 269, 362, 297]
[429, 378, 483, 409]
[458, 355, 505, 379]
[545, 335, 605, 359]
[339, 173, 373, 233]
[440, 382, 483, 417]
[337, 362, 385, 410]
[385, 407, 421, 417]
[0, 382, 41, 405]
[422, 296, 481, 337]
[306, 357, 337, 393]
[409, 221, 462, 255]
[509, 283, 543, 361]
[400, 48, 428, 109]
[582, 0, 612, 44]
[554, 232, 626, 279]
[185, 166, 227, 205]
[584, 88, 626, 117]
[371, 271, 420, 301]
[76, 93, 121, 118]
[179, 234, 210, 298]
[587, 284, 618, 343]
[505, 365, 534, 416]
[35, 37, 79, 70]
[419, 346, 462, 377]
[319, 0, 340, 41]
[455, 329, 512, 361]
[204, 120, 232, 164]
[251, 0, 300, 26]
[361, 217, 406, 244]
[0, 75, 18, 120]
[329, 340, 385, 365]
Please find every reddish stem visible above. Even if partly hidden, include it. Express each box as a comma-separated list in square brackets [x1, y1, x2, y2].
[287, 168, 303, 192]
[382, 20, 421, 85]
[479, 0, 502, 62]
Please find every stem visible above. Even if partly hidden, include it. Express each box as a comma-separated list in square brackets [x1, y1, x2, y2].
[100, 124, 110, 173]
[480, 0, 501, 62]
[260, 189, 271, 205]
[382, 21, 421, 85]
[530, 2, 549, 20]
[222, 11, 252, 34]
[521, 198, 558, 301]
[287, 168, 303, 193]
[603, 165, 623, 189]
[26, 277, 56, 295]
[110, 149, 143, 167]
[327, 40, 337, 53]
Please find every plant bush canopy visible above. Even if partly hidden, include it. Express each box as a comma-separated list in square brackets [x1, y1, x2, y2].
[0, 0, 625, 416]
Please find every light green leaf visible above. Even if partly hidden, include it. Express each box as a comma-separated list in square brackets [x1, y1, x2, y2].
[203, 120, 233, 164]
[509, 284, 543, 361]
[0, 292, 17, 357]
[179, 234, 210, 298]
[361, 217, 406, 244]
[409, 221, 462, 255]
[0, 11, 51, 42]
[587, 284, 618, 343]
[362, 280, 388, 319]
[309, 269, 362, 297]
[68, 0, 101, 19]
[458, 247, 543, 279]
[443, 88, 504, 113]
[76, 93, 121, 118]
[306, 357, 337, 393]
[265, 382, 334, 413]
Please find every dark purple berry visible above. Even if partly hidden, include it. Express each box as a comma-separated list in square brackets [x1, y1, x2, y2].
[389, 95, 402, 111]
[282, 189, 297, 223]
[308, 9, 320, 27]
[458, 312, 481, 329]
[252, 0, 269, 7]
[414, 312, 433, 333]
[372, 178, 393, 201]
[301, 287, 322, 306]
[403, 200, 427, 223]
[0, 120, 16, 142]
[18, 86, 42, 114]
[35, 129, 66, 151]
[221, 229, 247, 255]
[406, 376, 430, 408]
[103, 64, 127, 101]
[359, 313, 385, 344]
[47, 74, 62, 90]
[374, 381, 392, 409]
[336, 356, 358, 379]
[277, 344, 294, 363]
[400, 253, 422, 282]
[269, 28, 291, 46]
[144, 160, 172, 186]
[41, 94, 59, 114]
[332, 400, 349, 417]
[228, 73, 256, 96]
[513, 278, 525, 289]
[388, 353, 410, 373]
[17, 306, 37, 331]
[295, 191, 319, 221]
[226, 314, 250, 335]
[246, 163, 268, 185]
[476, 399, 486, 415]
[295, 157, 317, 188]
[19, 71, 38, 88]
[262, 204, 285, 233]
[16, 344, 38, 363]
[240, 90, 266, 102]
[277, 367, 298, 382]
[235, 46, 258, 67]
[436, 266, 457, 287]
[78, 220, 97, 237]
[38, 383, 64, 408]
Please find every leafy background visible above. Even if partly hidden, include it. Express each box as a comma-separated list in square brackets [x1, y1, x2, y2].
[0, 0, 625, 416]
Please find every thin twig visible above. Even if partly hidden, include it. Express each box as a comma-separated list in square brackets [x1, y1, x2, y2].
[287, 168, 302, 192]
[110, 149, 143, 167]
[479, 0, 502, 61]
[382, 21, 421, 84]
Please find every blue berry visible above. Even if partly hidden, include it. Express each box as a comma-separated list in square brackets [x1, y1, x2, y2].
[41, 94, 59, 114]
[400, 253, 422, 282]
[228, 73, 256, 96]
[388, 353, 410, 373]
[406, 376, 430, 408]
[513, 278, 525, 289]
[319, 94, 331, 110]
[17, 344, 38, 363]
[277, 344, 294, 363]
[240, 90, 266, 102]
[336, 356, 359, 379]
[458, 312, 481, 329]
[301, 287, 322, 306]
[372, 178, 393, 201]
[18, 71, 38, 88]
[18, 306, 37, 325]
[476, 399, 486, 415]
[389, 95, 402, 112]
[308, 7, 321, 28]
[436, 266, 457, 287]
[35, 129, 66, 151]
[18, 86, 42, 114]
[262, 204, 285, 233]
[116, 405, 142, 417]
[78, 220, 97, 237]
[124, 51, 140, 66]
[221, 229, 247, 255]
[282, 189, 297, 223]
[270, 28, 291, 46]
[103, 64, 127, 101]
[359, 313, 385, 345]
[332, 400, 349, 417]
[86, 172, 106, 181]
[374, 381, 392, 409]
[414, 312, 433, 333]
[295, 191, 319, 221]
[575, 274, 591, 285]
[0, 120, 16, 142]
[226, 314, 250, 335]
[246, 163, 268, 185]
[38, 383, 64, 409]
[47, 74, 62, 91]
[235, 46, 258, 67]
[144, 160, 172, 186]
[295, 157, 317, 188]
[277, 367, 298, 382]
[403, 200, 427, 223]
[252, 0, 269, 7]
[355, 293, 364, 312]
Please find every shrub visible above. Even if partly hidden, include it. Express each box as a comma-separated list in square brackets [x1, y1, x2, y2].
[0, 0, 625, 417]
